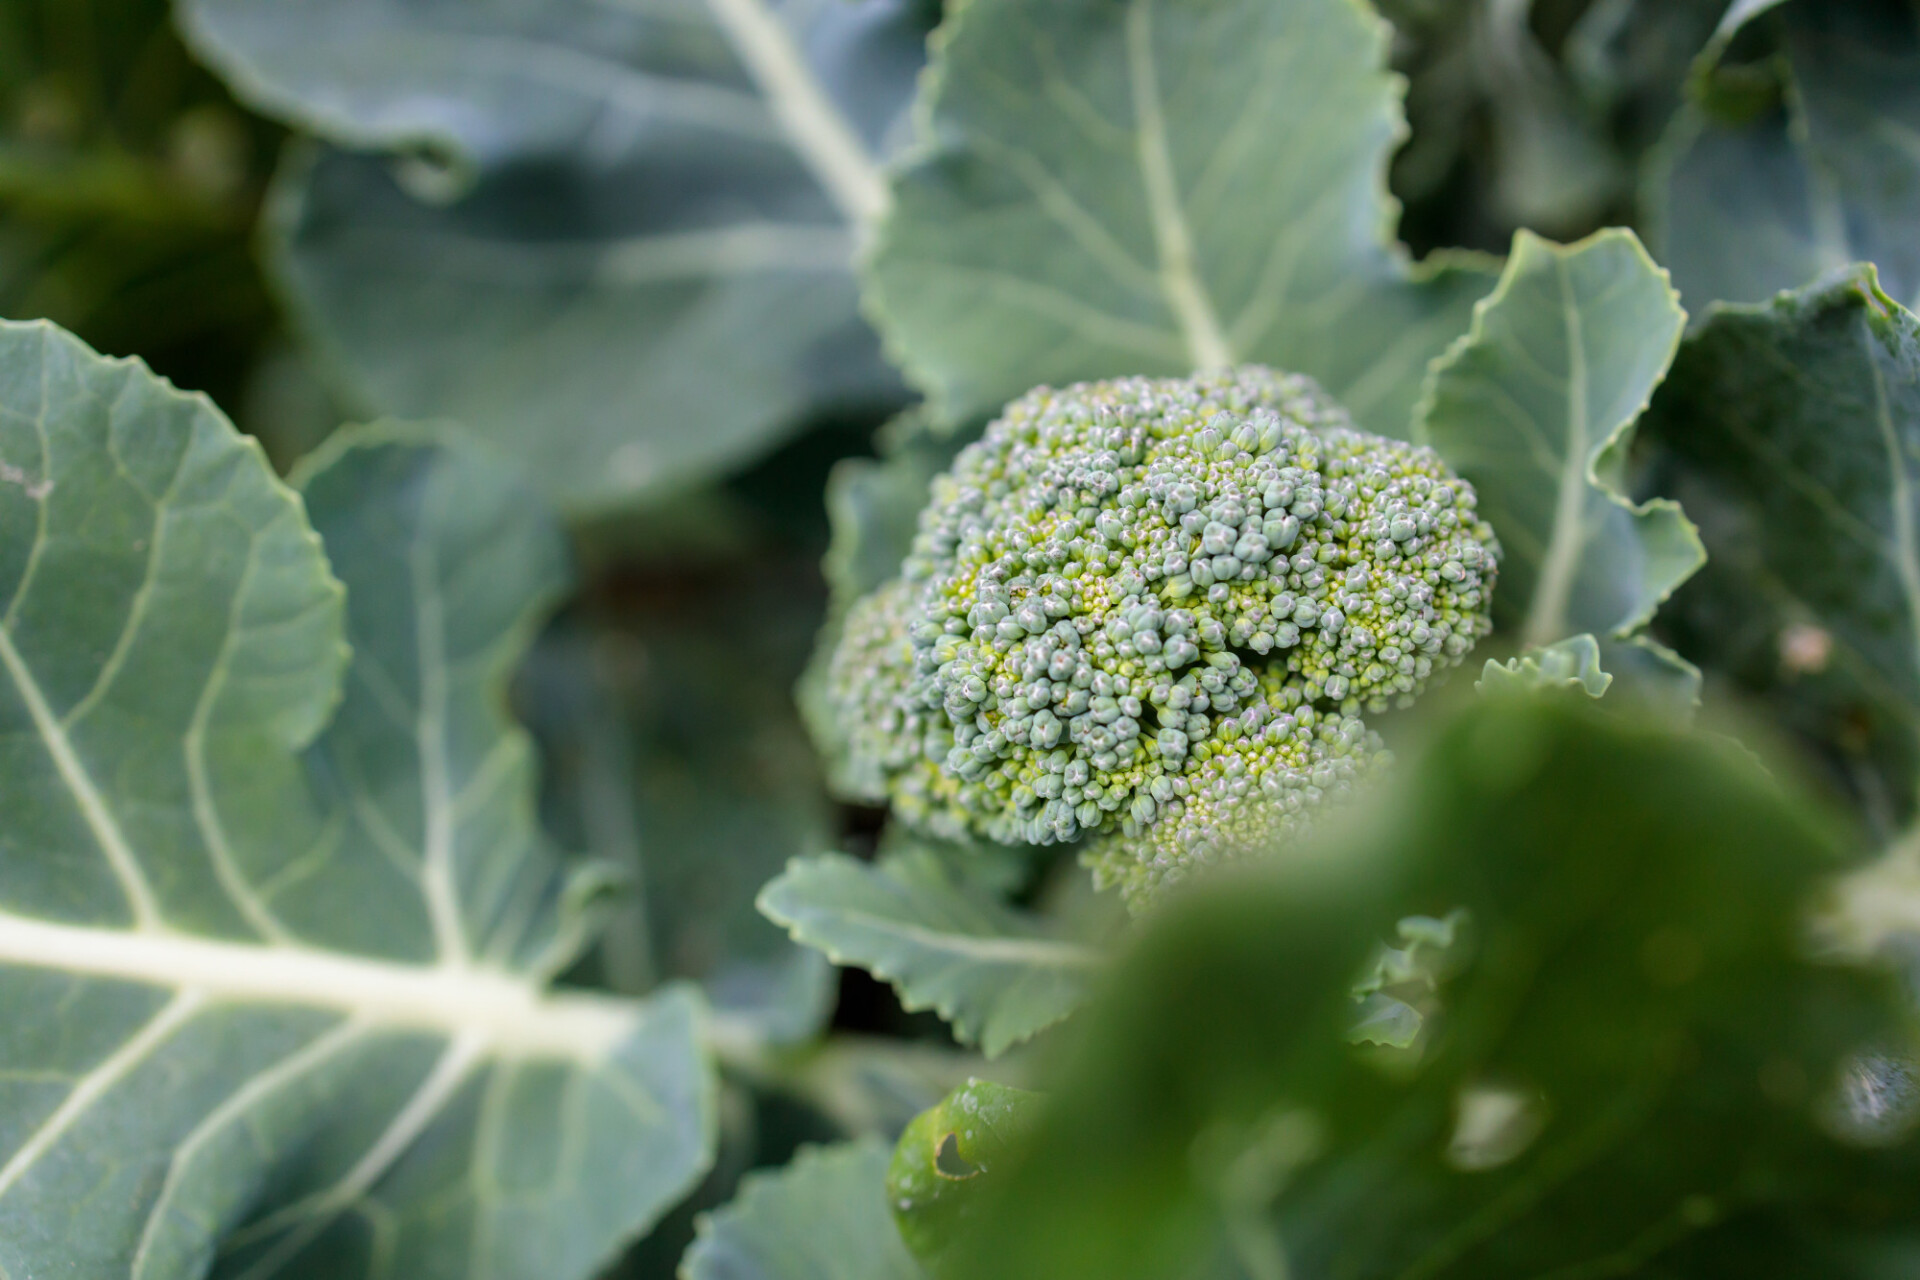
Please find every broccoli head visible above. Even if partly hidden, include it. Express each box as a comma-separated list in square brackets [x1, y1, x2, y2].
[814, 366, 1498, 904]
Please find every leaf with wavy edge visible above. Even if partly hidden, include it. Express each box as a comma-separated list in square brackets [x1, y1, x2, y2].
[863, 0, 1495, 439]
[758, 849, 1101, 1058]
[176, 0, 928, 512]
[681, 1140, 924, 1280]
[0, 320, 712, 1278]
[1416, 230, 1703, 676]
[1477, 634, 1612, 699]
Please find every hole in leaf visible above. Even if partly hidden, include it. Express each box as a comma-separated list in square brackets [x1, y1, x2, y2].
[934, 1130, 980, 1179]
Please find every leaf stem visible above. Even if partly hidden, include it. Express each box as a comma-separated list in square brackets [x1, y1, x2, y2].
[1126, 0, 1233, 371]
[701, 0, 891, 226]
[1522, 255, 1590, 649]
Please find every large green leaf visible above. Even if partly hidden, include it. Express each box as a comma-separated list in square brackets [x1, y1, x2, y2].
[680, 1140, 924, 1280]
[176, 0, 931, 514]
[1651, 0, 1920, 312]
[758, 848, 1102, 1058]
[1644, 266, 1920, 831]
[1415, 230, 1702, 682]
[864, 0, 1496, 438]
[942, 698, 1918, 1280]
[0, 321, 712, 1278]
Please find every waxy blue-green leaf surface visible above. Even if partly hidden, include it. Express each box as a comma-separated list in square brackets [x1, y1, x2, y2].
[0, 320, 712, 1278]
[1417, 230, 1699, 657]
[864, 0, 1496, 439]
[1653, 0, 1920, 312]
[1645, 266, 1920, 828]
[758, 849, 1101, 1058]
[177, 0, 930, 513]
[681, 1140, 924, 1280]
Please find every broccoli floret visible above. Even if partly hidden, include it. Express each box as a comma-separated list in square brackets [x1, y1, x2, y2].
[817, 366, 1498, 904]
[1081, 704, 1383, 904]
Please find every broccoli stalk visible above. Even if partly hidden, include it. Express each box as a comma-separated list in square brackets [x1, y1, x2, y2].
[816, 367, 1499, 907]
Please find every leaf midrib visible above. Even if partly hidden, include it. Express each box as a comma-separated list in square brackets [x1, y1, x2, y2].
[700, 0, 889, 225]
[1126, 0, 1233, 370]
[1522, 254, 1592, 649]
[0, 908, 633, 1056]
[786, 904, 1104, 971]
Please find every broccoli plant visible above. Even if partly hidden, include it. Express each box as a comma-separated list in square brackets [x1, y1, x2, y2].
[2, 0, 1920, 1278]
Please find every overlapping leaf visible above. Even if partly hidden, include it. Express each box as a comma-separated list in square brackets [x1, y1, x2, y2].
[864, 0, 1496, 439]
[1644, 266, 1920, 829]
[1417, 230, 1696, 645]
[681, 1140, 924, 1280]
[758, 848, 1101, 1057]
[1415, 229, 1701, 705]
[175, 0, 932, 513]
[943, 698, 1919, 1280]
[0, 321, 712, 1279]
[1652, 0, 1920, 312]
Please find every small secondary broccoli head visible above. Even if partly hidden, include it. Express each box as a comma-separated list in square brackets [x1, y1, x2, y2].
[814, 366, 1497, 902]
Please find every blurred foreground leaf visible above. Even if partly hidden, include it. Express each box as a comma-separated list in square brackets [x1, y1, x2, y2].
[0, 322, 713, 1278]
[945, 697, 1916, 1280]
[888, 1078, 1040, 1278]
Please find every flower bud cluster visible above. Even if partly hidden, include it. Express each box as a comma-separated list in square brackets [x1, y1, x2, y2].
[818, 367, 1498, 904]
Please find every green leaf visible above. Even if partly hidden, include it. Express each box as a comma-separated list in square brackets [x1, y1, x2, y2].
[1415, 229, 1702, 655]
[757, 849, 1102, 1058]
[177, 0, 932, 513]
[1644, 266, 1920, 827]
[941, 698, 1917, 1280]
[1652, 1, 1920, 312]
[681, 1140, 925, 1280]
[522, 618, 837, 1046]
[864, 0, 1496, 438]
[0, 321, 713, 1277]
[1476, 634, 1613, 699]
[888, 1079, 1042, 1279]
